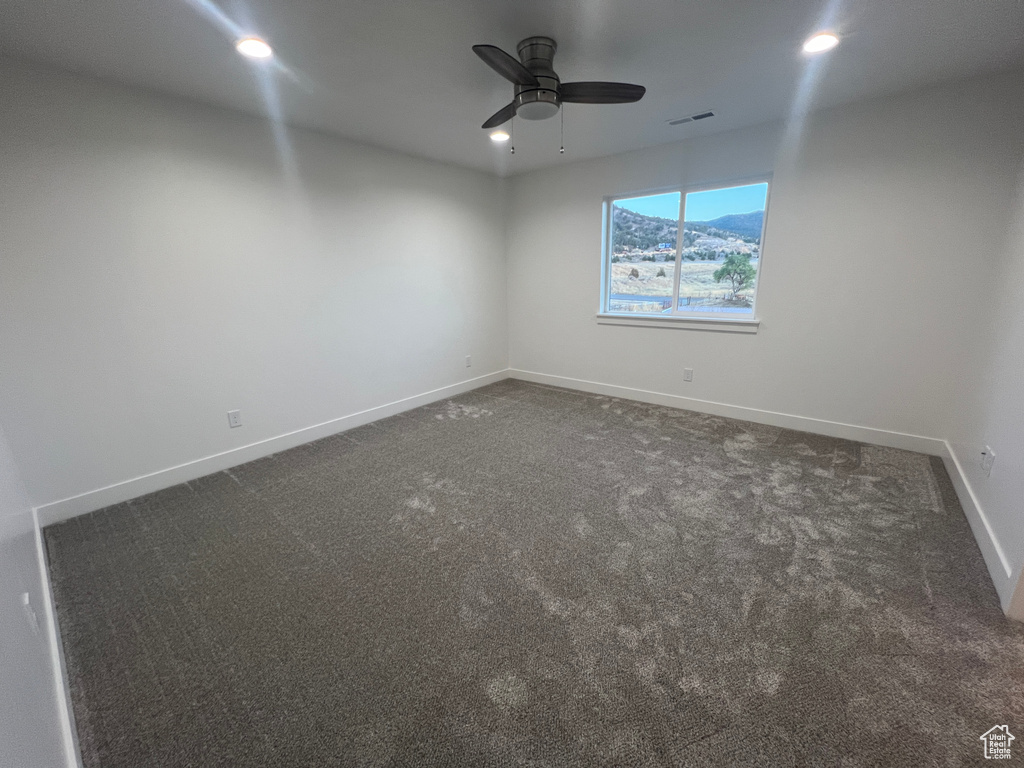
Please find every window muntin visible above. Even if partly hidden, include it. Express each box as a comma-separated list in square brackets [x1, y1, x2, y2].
[604, 181, 769, 318]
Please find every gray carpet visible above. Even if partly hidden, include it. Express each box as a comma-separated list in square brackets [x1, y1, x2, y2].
[46, 380, 1024, 767]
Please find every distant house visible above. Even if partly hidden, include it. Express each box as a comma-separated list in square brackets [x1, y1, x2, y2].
[656, 242, 673, 250]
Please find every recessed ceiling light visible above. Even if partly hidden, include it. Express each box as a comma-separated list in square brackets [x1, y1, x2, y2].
[489, 130, 510, 143]
[236, 37, 273, 59]
[803, 32, 839, 54]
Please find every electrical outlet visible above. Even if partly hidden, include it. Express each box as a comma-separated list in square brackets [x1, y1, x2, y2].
[465, 355, 472, 368]
[21, 592, 39, 634]
[981, 446, 996, 476]
[228, 410, 242, 428]
[683, 368, 694, 382]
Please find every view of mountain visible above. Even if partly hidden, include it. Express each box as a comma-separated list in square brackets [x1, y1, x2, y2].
[611, 207, 678, 251]
[613, 205, 764, 251]
[686, 210, 764, 240]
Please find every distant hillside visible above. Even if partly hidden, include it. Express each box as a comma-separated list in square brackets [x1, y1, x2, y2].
[612, 207, 678, 251]
[686, 210, 764, 240]
[615, 207, 764, 251]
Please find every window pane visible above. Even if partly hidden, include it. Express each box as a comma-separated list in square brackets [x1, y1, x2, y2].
[678, 182, 767, 314]
[608, 192, 680, 314]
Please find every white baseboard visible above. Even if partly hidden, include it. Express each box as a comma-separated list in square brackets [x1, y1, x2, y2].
[32, 509, 83, 767]
[35, 370, 510, 527]
[508, 369, 948, 456]
[942, 441, 1014, 607]
[1008, 573, 1024, 623]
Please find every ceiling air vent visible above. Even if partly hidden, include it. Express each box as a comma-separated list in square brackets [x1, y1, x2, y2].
[668, 110, 715, 126]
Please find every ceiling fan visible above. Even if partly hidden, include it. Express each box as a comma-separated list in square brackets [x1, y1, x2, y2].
[473, 36, 646, 129]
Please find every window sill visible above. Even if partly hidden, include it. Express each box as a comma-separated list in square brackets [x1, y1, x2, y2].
[596, 313, 760, 334]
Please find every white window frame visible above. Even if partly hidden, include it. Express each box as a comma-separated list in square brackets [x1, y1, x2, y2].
[598, 175, 772, 333]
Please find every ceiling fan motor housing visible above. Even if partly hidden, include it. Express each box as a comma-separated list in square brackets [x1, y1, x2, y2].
[514, 36, 561, 120]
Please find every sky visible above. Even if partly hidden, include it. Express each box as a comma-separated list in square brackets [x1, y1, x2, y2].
[616, 182, 768, 222]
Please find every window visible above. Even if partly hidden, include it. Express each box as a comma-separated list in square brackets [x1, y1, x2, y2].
[602, 180, 770, 321]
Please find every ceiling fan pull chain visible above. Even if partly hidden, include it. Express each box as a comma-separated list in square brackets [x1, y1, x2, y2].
[560, 107, 565, 154]
[510, 116, 515, 154]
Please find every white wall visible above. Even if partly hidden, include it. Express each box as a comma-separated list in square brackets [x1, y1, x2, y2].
[949, 154, 1024, 612]
[0, 422, 72, 767]
[0, 60, 508, 513]
[507, 69, 1024, 599]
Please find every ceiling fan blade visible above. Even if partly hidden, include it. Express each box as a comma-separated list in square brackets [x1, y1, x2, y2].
[559, 82, 646, 104]
[473, 44, 540, 87]
[482, 102, 517, 129]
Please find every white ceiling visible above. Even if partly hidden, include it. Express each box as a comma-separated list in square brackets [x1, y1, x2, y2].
[2, 0, 1023, 176]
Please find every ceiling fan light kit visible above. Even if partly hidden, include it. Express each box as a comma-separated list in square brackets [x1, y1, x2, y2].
[473, 36, 646, 152]
[512, 37, 561, 121]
